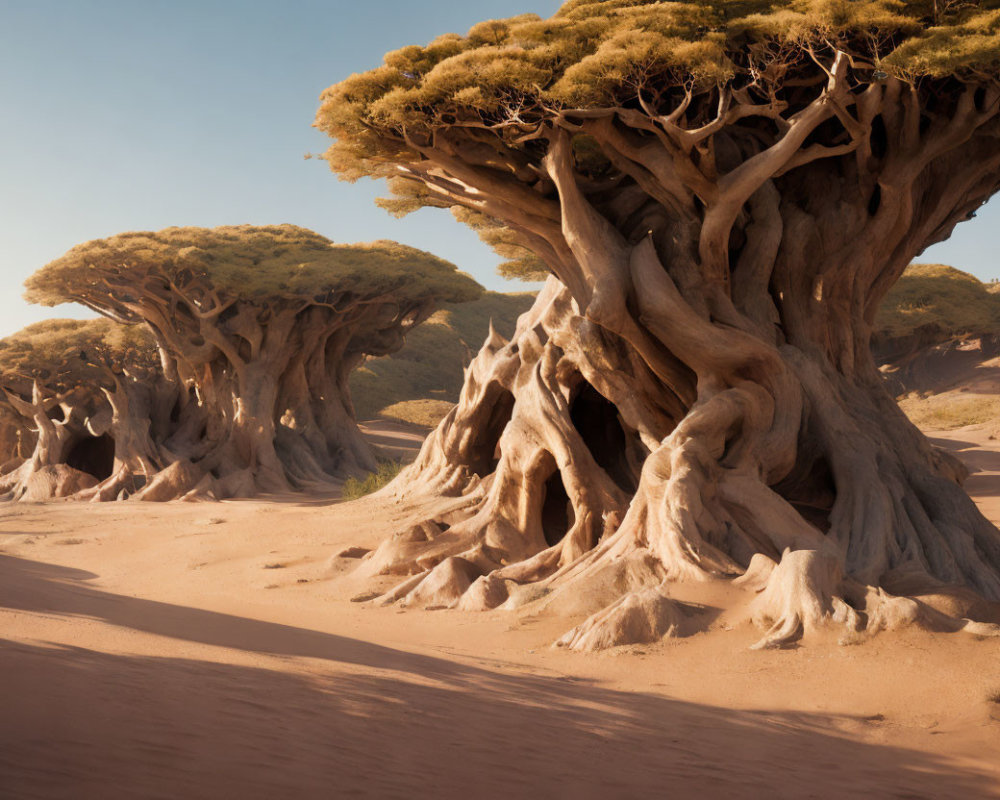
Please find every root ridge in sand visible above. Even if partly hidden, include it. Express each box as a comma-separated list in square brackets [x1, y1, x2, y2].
[346, 283, 1000, 651]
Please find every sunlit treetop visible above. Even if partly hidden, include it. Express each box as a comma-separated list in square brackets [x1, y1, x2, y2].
[23, 225, 482, 319]
[320, 0, 1000, 149]
[317, 0, 1000, 280]
[0, 318, 158, 394]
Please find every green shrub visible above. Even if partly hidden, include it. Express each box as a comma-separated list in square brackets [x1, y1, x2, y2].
[341, 460, 404, 500]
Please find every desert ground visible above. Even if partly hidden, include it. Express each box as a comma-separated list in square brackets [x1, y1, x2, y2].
[1, 418, 998, 799]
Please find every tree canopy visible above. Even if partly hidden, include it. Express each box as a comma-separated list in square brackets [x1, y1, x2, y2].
[0, 318, 157, 395]
[320, 0, 1000, 142]
[317, 0, 1000, 280]
[24, 225, 481, 317]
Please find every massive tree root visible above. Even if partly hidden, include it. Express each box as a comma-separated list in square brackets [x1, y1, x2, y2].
[0, 373, 198, 503]
[356, 273, 1000, 650]
[0, 385, 101, 501]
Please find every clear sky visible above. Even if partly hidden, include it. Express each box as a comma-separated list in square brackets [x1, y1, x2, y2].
[1, 0, 997, 337]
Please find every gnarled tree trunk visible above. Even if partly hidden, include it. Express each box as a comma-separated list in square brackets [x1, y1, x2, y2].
[364, 266, 1000, 649]
[347, 69, 1000, 648]
[0, 384, 106, 501]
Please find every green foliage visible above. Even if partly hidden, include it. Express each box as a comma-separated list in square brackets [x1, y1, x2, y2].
[349, 291, 534, 421]
[341, 460, 404, 500]
[24, 225, 482, 311]
[0, 318, 157, 390]
[875, 263, 1000, 338]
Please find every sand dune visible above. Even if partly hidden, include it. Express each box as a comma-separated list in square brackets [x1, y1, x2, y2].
[1, 422, 999, 799]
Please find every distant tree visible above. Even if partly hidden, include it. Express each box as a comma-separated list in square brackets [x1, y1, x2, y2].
[317, 0, 1000, 648]
[0, 319, 166, 500]
[25, 225, 481, 497]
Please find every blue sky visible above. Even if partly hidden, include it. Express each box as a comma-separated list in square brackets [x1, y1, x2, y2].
[0, 0, 996, 336]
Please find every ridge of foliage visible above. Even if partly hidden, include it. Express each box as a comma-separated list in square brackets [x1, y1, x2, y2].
[24, 225, 482, 307]
[316, 0, 1000, 279]
[349, 290, 535, 421]
[0, 318, 157, 390]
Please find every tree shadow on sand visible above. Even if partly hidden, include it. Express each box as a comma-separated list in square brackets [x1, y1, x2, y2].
[0, 554, 997, 800]
[930, 436, 1000, 473]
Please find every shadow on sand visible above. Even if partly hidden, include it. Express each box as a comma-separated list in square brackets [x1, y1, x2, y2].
[930, 435, 1000, 474]
[0, 554, 996, 799]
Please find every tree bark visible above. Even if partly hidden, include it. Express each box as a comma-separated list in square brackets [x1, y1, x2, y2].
[359, 262, 1000, 649]
[330, 56, 1000, 649]
[0, 384, 101, 500]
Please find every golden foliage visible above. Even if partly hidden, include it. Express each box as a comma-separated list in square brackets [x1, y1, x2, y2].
[318, 0, 1000, 155]
[316, 0, 1000, 281]
[0, 318, 157, 389]
[25, 225, 482, 310]
[886, 8, 1000, 76]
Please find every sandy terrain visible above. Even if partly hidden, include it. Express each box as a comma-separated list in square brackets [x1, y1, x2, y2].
[1, 420, 999, 799]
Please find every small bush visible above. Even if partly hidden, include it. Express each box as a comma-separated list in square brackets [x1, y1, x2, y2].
[342, 460, 404, 501]
[987, 688, 1000, 705]
[380, 398, 455, 428]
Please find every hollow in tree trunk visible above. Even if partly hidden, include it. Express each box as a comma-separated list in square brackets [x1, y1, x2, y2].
[327, 60, 1000, 648]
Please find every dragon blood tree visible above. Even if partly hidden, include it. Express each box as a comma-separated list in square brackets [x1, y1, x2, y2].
[0, 319, 168, 501]
[316, 0, 1000, 648]
[25, 225, 481, 498]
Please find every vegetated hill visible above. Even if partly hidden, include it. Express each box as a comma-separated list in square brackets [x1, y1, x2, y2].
[349, 291, 535, 427]
[875, 263, 1000, 344]
[875, 264, 1000, 432]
